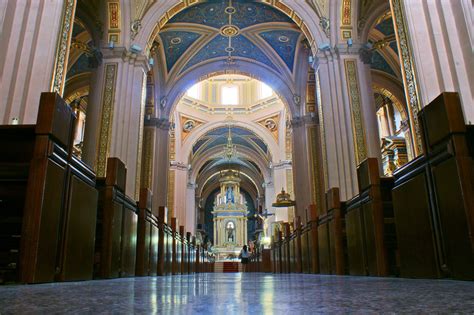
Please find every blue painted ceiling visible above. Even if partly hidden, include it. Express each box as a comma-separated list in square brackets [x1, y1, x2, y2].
[370, 16, 399, 78]
[192, 126, 269, 158]
[157, 0, 301, 75]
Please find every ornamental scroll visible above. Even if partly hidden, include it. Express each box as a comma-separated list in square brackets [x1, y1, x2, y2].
[50, 0, 77, 96]
[390, 0, 423, 156]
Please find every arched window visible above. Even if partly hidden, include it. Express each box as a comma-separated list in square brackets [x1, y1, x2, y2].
[221, 85, 239, 105]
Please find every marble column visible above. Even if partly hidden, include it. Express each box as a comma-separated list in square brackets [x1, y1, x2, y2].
[0, 0, 69, 124]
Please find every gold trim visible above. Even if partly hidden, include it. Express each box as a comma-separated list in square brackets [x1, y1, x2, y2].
[344, 59, 368, 165]
[316, 71, 328, 189]
[390, 0, 423, 156]
[308, 126, 322, 208]
[141, 127, 155, 189]
[96, 63, 118, 177]
[135, 71, 147, 199]
[167, 170, 176, 217]
[286, 169, 295, 222]
[146, 0, 317, 56]
[50, 0, 77, 95]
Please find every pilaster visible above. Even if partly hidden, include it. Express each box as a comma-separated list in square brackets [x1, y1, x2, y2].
[0, 0, 68, 124]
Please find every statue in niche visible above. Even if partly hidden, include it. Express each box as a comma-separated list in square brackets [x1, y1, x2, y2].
[226, 221, 235, 243]
[226, 186, 235, 204]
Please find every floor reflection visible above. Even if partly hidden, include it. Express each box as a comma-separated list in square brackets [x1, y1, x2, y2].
[0, 273, 473, 314]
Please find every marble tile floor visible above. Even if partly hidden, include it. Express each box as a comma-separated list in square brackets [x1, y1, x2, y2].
[0, 273, 473, 314]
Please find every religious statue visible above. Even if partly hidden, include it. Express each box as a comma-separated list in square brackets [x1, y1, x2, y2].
[226, 186, 235, 204]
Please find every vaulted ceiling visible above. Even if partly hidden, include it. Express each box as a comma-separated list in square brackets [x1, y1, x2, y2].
[155, 1, 304, 80]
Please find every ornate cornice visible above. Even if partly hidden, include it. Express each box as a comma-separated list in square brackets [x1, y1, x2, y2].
[146, 117, 171, 130]
[273, 160, 292, 170]
[290, 114, 318, 128]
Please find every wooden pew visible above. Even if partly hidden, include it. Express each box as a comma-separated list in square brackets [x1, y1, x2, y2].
[95, 158, 138, 278]
[136, 189, 156, 276]
[292, 216, 303, 273]
[157, 206, 166, 276]
[308, 205, 320, 274]
[392, 92, 474, 280]
[344, 158, 396, 276]
[0, 93, 98, 284]
[318, 188, 346, 275]
[171, 218, 178, 275]
[186, 232, 192, 274]
[180, 226, 187, 275]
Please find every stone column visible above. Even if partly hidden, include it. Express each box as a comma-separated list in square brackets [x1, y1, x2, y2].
[152, 119, 170, 211]
[185, 182, 196, 234]
[316, 53, 358, 200]
[0, 0, 71, 124]
[81, 48, 149, 199]
[397, 0, 473, 123]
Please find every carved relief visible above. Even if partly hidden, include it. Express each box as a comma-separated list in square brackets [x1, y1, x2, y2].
[51, 0, 76, 96]
[390, 0, 423, 156]
[108, 2, 121, 44]
[257, 114, 280, 141]
[96, 63, 118, 177]
[344, 59, 368, 165]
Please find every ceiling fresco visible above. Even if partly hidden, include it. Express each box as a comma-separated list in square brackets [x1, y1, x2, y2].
[192, 126, 269, 158]
[369, 16, 400, 79]
[157, 0, 302, 76]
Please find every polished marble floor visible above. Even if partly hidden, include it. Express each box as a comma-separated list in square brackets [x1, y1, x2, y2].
[0, 273, 473, 314]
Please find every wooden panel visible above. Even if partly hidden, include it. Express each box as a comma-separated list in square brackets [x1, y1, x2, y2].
[36, 93, 74, 149]
[120, 207, 137, 277]
[422, 92, 466, 149]
[362, 203, 377, 276]
[433, 157, 474, 279]
[318, 224, 331, 274]
[345, 207, 366, 275]
[32, 160, 65, 283]
[149, 225, 158, 276]
[144, 221, 151, 275]
[392, 173, 439, 278]
[60, 175, 98, 281]
[300, 231, 310, 273]
[110, 201, 123, 278]
[105, 158, 126, 191]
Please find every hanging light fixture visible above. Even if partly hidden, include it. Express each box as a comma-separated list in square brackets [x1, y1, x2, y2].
[272, 188, 296, 207]
[223, 125, 237, 160]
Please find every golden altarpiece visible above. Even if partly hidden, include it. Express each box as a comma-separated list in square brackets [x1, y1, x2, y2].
[212, 170, 248, 261]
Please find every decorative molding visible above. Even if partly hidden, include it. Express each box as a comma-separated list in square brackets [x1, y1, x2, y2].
[145, 0, 318, 56]
[167, 170, 176, 216]
[50, 0, 76, 96]
[257, 114, 280, 142]
[286, 169, 295, 222]
[170, 161, 188, 171]
[96, 63, 118, 177]
[308, 126, 322, 208]
[344, 59, 368, 165]
[135, 71, 147, 199]
[390, 0, 423, 156]
[340, 0, 352, 39]
[108, 2, 121, 44]
[306, 68, 316, 113]
[316, 71, 328, 189]
[140, 127, 155, 189]
[273, 160, 292, 169]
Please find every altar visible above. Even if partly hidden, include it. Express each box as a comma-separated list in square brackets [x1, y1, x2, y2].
[212, 170, 248, 261]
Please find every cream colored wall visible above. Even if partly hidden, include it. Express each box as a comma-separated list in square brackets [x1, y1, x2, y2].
[403, 0, 473, 123]
[0, 0, 64, 124]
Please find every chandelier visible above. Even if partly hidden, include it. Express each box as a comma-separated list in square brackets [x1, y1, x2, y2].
[224, 125, 237, 160]
[272, 188, 296, 207]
